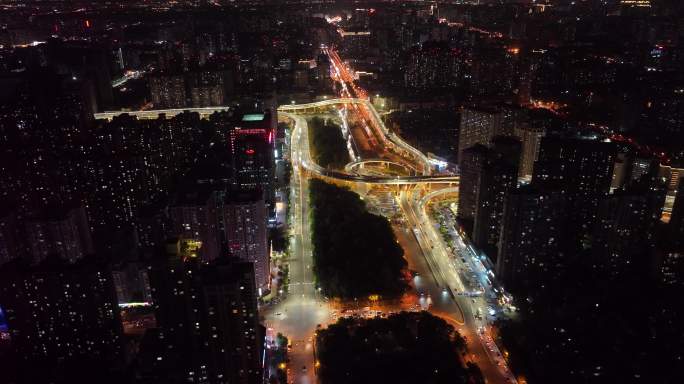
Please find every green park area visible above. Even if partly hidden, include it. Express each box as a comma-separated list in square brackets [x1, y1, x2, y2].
[316, 311, 483, 384]
[308, 117, 350, 169]
[309, 179, 407, 299]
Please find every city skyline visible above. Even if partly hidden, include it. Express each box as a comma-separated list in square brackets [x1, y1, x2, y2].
[1, 1, 683, 384]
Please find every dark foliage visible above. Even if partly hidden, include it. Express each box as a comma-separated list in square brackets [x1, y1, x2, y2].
[316, 311, 483, 384]
[309, 179, 407, 298]
[269, 227, 288, 253]
[308, 117, 349, 169]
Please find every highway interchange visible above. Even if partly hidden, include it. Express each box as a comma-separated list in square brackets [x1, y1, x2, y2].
[265, 47, 519, 384]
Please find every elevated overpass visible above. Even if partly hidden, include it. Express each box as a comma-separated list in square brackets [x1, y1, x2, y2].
[281, 111, 458, 186]
[280, 98, 432, 176]
[94, 106, 232, 121]
[344, 159, 420, 176]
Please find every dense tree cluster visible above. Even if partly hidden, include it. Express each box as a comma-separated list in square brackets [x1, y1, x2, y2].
[308, 117, 349, 169]
[316, 311, 483, 384]
[269, 227, 287, 253]
[309, 179, 407, 298]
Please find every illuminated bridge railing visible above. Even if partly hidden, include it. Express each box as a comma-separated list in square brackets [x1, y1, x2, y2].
[94, 106, 232, 121]
[279, 98, 432, 175]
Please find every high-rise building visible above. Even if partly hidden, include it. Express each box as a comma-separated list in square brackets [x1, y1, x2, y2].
[514, 49, 533, 106]
[458, 105, 511, 163]
[147, 244, 206, 382]
[472, 137, 521, 261]
[315, 53, 331, 87]
[613, 152, 660, 191]
[627, 155, 659, 183]
[147, 250, 261, 384]
[222, 190, 270, 294]
[230, 112, 275, 207]
[651, 176, 684, 287]
[533, 136, 616, 241]
[620, 0, 651, 8]
[149, 74, 187, 108]
[136, 201, 171, 249]
[611, 152, 630, 191]
[24, 204, 94, 265]
[189, 71, 225, 107]
[169, 187, 220, 262]
[111, 260, 153, 304]
[594, 178, 666, 275]
[0, 258, 123, 378]
[469, 44, 518, 98]
[653, 247, 684, 287]
[670, 176, 684, 248]
[496, 185, 567, 294]
[513, 122, 546, 179]
[404, 41, 463, 90]
[0, 70, 96, 213]
[457, 145, 489, 229]
[0, 207, 22, 267]
[86, 112, 211, 237]
[200, 260, 262, 384]
[340, 29, 372, 57]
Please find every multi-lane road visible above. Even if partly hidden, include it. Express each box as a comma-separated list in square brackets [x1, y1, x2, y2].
[274, 102, 515, 383]
[263, 114, 330, 384]
[400, 186, 517, 383]
[266, 47, 517, 384]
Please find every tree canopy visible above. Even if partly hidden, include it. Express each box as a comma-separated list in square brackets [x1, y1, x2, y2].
[308, 117, 349, 169]
[309, 179, 407, 298]
[316, 311, 483, 384]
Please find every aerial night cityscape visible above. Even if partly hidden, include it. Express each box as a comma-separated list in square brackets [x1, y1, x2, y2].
[0, 0, 683, 383]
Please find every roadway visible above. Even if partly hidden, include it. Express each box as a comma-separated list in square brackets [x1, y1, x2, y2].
[273, 106, 514, 383]
[325, 46, 516, 383]
[263, 115, 330, 384]
[279, 97, 432, 176]
[401, 185, 517, 383]
[269, 45, 516, 384]
[279, 111, 458, 185]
